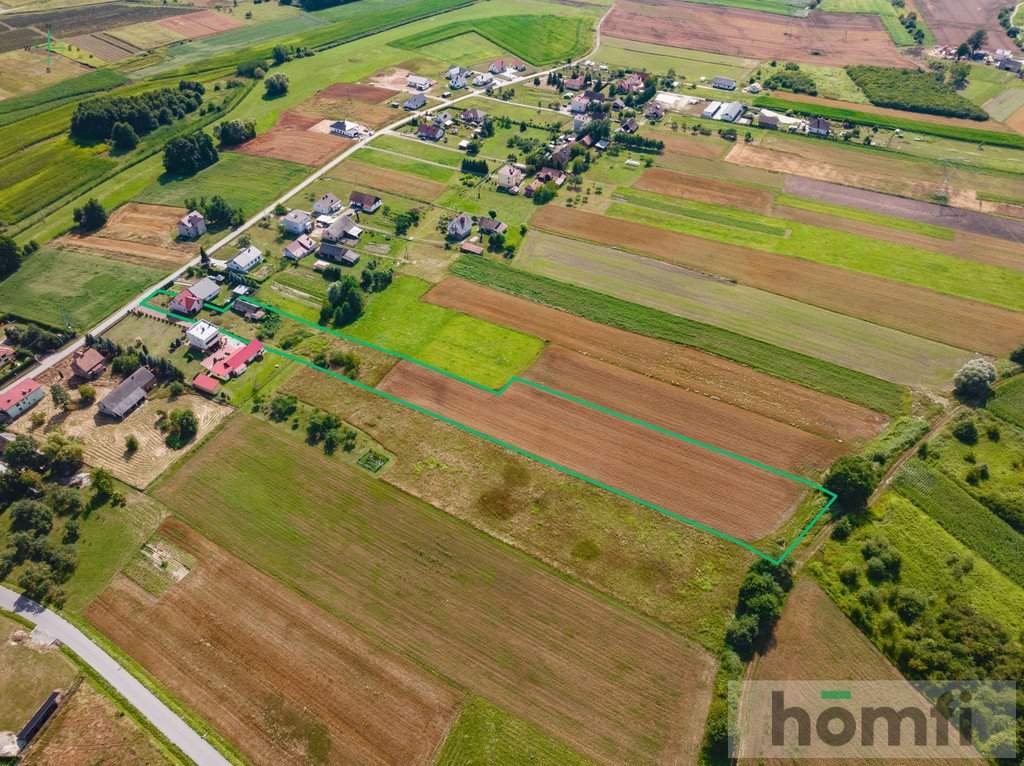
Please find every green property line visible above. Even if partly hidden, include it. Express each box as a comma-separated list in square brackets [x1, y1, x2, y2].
[142, 289, 836, 564]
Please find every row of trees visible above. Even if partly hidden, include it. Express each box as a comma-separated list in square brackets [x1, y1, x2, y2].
[70, 81, 204, 142]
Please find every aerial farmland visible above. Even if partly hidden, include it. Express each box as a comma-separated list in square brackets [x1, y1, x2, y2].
[1, 0, 1024, 763]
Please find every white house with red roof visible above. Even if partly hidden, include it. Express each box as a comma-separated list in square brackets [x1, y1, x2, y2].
[209, 340, 264, 380]
[0, 378, 44, 422]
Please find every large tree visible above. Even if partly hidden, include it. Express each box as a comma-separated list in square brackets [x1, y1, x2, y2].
[72, 199, 107, 231]
[163, 131, 218, 176]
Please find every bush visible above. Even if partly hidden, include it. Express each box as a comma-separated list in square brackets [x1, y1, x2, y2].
[951, 418, 978, 444]
[264, 73, 289, 96]
[125, 434, 139, 454]
[838, 562, 861, 587]
[824, 455, 877, 512]
[164, 408, 198, 449]
[214, 119, 256, 146]
[77, 384, 96, 404]
[236, 58, 268, 77]
[764, 66, 817, 95]
[953, 358, 996, 401]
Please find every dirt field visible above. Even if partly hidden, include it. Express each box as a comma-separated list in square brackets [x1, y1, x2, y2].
[635, 167, 775, 213]
[296, 92, 401, 131]
[153, 10, 242, 38]
[530, 205, 1024, 356]
[332, 159, 447, 200]
[65, 32, 139, 61]
[21, 683, 168, 766]
[319, 82, 400, 103]
[152, 417, 717, 766]
[87, 520, 461, 766]
[379, 359, 812, 542]
[653, 132, 725, 160]
[601, 0, 912, 66]
[234, 128, 350, 167]
[426, 278, 887, 440]
[56, 203, 193, 269]
[915, 0, 1014, 50]
[1006, 105, 1024, 137]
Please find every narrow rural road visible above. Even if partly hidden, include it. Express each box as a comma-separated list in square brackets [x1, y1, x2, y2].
[0, 586, 230, 766]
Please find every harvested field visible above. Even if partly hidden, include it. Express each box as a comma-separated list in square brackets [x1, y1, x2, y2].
[379, 360, 814, 541]
[657, 132, 726, 160]
[426, 278, 887, 441]
[234, 127, 349, 167]
[783, 175, 1024, 243]
[331, 158, 447, 200]
[153, 417, 716, 766]
[88, 520, 461, 766]
[296, 92, 400, 131]
[600, 1, 911, 66]
[1007, 105, 1024, 137]
[56, 203, 193, 269]
[634, 167, 775, 213]
[66, 32, 140, 61]
[319, 81, 400, 103]
[531, 206, 1024, 356]
[20, 682, 168, 766]
[915, 0, 1014, 50]
[153, 10, 243, 38]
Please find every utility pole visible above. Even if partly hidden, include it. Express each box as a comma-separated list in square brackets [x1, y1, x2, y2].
[46, 24, 51, 73]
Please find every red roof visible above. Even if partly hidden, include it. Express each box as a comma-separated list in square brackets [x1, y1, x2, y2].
[0, 345, 14, 361]
[193, 373, 220, 394]
[172, 290, 202, 313]
[72, 347, 105, 375]
[210, 340, 263, 380]
[1, 378, 40, 411]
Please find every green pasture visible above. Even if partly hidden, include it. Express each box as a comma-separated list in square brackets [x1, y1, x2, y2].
[988, 377, 1024, 430]
[0, 68, 128, 126]
[773, 194, 954, 239]
[366, 134, 463, 167]
[348, 148, 456, 183]
[595, 37, 757, 83]
[415, 31, 510, 68]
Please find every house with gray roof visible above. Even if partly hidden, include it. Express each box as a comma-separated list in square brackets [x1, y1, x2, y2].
[98, 367, 156, 420]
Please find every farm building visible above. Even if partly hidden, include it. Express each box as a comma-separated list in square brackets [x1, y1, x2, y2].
[716, 102, 744, 123]
[280, 210, 313, 235]
[193, 373, 220, 396]
[233, 299, 266, 321]
[712, 76, 737, 90]
[314, 193, 342, 216]
[496, 165, 525, 192]
[283, 234, 318, 260]
[0, 378, 44, 422]
[323, 215, 362, 241]
[758, 113, 779, 130]
[407, 74, 432, 90]
[702, 100, 723, 119]
[228, 246, 264, 273]
[403, 92, 427, 110]
[462, 107, 488, 125]
[447, 212, 473, 239]
[460, 241, 484, 254]
[417, 123, 445, 141]
[98, 367, 156, 420]
[71, 348, 106, 379]
[349, 190, 381, 212]
[187, 320, 221, 352]
[999, 58, 1023, 73]
[329, 120, 364, 138]
[319, 242, 360, 266]
[177, 211, 206, 239]
[210, 340, 264, 381]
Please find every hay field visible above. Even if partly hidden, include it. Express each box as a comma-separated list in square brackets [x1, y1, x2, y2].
[153, 417, 716, 766]
[56, 203, 194, 270]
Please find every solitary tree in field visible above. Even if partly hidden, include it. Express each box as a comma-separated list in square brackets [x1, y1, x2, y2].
[72, 199, 107, 232]
[50, 383, 70, 410]
[264, 73, 289, 96]
[966, 29, 988, 54]
[823, 454, 877, 512]
[953, 358, 997, 402]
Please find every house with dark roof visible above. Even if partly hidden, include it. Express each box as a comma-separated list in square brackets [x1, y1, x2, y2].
[323, 215, 362, 242]
[98, 367, 156, 419]
[618, 117, 640, 133]
[71, 348, 106, 380]
[644, 102, 665, 121]
[758, 113, 779, 130]
[716, 101, 744, 123]
[349, 190, 381, 212]
[404, 92, 427, 110]
[232, 299, 266, 322]
[712, 76, 737, 90]
[461, 107, 487, 125]
[478, 217, 507, 235]
[319, 242, 360, 266]
[417, 123, 445, 141]
[808, 116, 831, 137]
[313, 193, 342, 216]
[447, 212, 473, 240]
[564, 76, 584, 90]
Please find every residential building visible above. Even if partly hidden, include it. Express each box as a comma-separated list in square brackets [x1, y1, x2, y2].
[283, 234, 317, 260]
[702, 100, 723, 119]
[618, 117, 640, 133]
[564, 76, 584, 90]
[472, 71, 493, 87]
[418, 123, 445, 141]
[536, 167, 566, 185]
[432, 111, 453, 127]
[583, 90, 606, 103]
[349, 190, 382, 212]
[447, 64, 470, 80]
[313, 192, 342, 216]
[523, 179, 543, 197]
[808, 116, 831, 137]
[573, 113, 592, 133]
[0, 378, 44, 422]
[232, 299, 266, 322]
[461, 107, 487, 124]
[404, 92, 427, 110]
[177, 211, 206, 239]
[280, 209, 313, 235]
[569, 96, 590, 114]
[611, 98, 625, 111]
[0, 346, 14, 365]
[98, 367, 156, 420]
[449, 73, 467, 90]
[186, 320, 221, 352]
[716, 101, 744, 123]
[318, 242, 360, 266]
[712, 76, 737, 90]
[407, 74, 432, 90]
[210, 340, 263, 380]
[644, 102, 665, 120]
[758, 113, 779, 130]
[329, 120, 363, 138]
[496, 164, 525, 192]
[170, 290, 203, 315]
[478, 217, 507, 235]
[189, 276, 221, 304]
[323, 215, 362, 242]
[447, 212, 473, 239]
[489, 59, 507, 74]
[71, 348, 106, 379]
[227, 246, 263, 273]
[511, 60, 526, 71]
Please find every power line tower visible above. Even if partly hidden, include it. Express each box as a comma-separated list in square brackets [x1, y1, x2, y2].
[938, 156, 966, 202]
[46, 24, 52, 73]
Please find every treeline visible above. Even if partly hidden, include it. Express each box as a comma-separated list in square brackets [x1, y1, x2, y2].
[70, 81, 205, 142]
[214, 119, 256, 146]
[612, 133, 664, 153]
[461, 157, 489, 174]
[845, 66, 987, 121]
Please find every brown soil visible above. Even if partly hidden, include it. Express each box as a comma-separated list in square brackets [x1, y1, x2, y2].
[601, 0, 912, 66]
[636, 167, 775, 213]
[331, 159, 447, 200]
[531, 205, 1023, 356]
[319, 82, 400, 103]
[234, 128, 351, 167]
[20, 683, 168, 766]
[56, 203, 193, 269]
[1006, 105, 1024, 137]
[915, 0, 1014, 50]
[65, 32, 138, 62]
[154, 10, 242, 37]
[379, 359, 812, 542]
[87, 519, 461, 766]
[425, 278, 888, 440]
[657, 132, 726, 160]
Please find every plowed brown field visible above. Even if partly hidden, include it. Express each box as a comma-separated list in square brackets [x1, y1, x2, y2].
[379, 360, 810, 541]
[234, 129, 350, 167]
[154, 10, 242, 37]
[601, 0, 911, 66]
[319, 82, 400, 103]
[332, 159, 447, 200]
[87, 520, 460, 766]
[531, 206, 1024, 355]
[55, 203, 192, 269]
[636, 167, 775, 213]
[425, 278, 888, 440]
[657, 132, 725, 160]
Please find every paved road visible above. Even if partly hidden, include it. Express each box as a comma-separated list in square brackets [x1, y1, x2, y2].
[0, 586, 230, 766]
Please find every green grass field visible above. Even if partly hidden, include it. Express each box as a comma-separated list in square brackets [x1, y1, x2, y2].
[435, 697, 598, 766]
[366, 134, 464, 167]
[348, 148, 456, 183]
[0, 613, 78, 731]
[755, 62, 869, 103]
[773, 194, 954, 239]
[134, 153, 309, 219]
[989, 377, 1024, 430]
[0, 248, 165, 331]
[415, 31, 510, 68]
[0, 69, 128, 127]
[517, 231, 966, 388]
[451, 256, 908, 415]
[595, 38, 757, 83]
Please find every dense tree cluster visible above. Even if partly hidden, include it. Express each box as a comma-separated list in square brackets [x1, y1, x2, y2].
[163, 130, 218, 176]
[0, 234, 38, 280]
[72, 198, 107, 232]
[612, 133, 664, 153]
[4, 322, 64, 352]
[319, 275, 363, 327]
[359, 258, 393, 292]
[724, 558, 795, 660]
[70, 82, 203, 142]
[264, 73, 290, 96]
[824, 454, 879, 512]
[184, 194, 244, 229]
[160, 408, 198, 449]
[846, 65, 987, 120]
[214, 119, 256, 146]
[461, 157, 490, 175]
[763, 62, 817, 95]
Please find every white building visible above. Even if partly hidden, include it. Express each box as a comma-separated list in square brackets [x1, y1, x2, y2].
[186, 320, 221, 352]
[313, 193, 342, 216]
[227, 246, 263, 273]
[407, 74, 433, 90]
[177, 211, 206, 239]
[329, 120, 364, 138]
[447, 212, 473, 239]
[280, 210, 313, 235]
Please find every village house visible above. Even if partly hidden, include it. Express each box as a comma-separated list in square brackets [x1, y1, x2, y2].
[71, 348, 106, 380]
[418, 122, 445, 141]
[329, 120, 363, 138]
[228, 246, 263, 273]
[496, 164, 525, 192]
[404, 92, 427, 110]
[318, 242, 360, 266]
[569, 96, 590, 114]
[616, 72, 646, 93]
[349, 190, 382, 212]
[283, 234, 317, 260]
[233, 299, 266, 322]
[447, 212, 473, 239]
[177, 211, 206, 239]
[98, 367, 156, 420]
[611, 98, 625, 111]
[280, 209, 313, 235]
[758, 113, 779, 130]
[536, 167, 566, 185]
[432, 111, 453, 127]
[511, 60, 526, 71]
[0, 378, 44, 422]
[407, 74, 433, 91]
[193, 373, 220, 397]
[313, 192, 342, 216]
[461, 107, 487, 125]
[472, 71, 493, 87]
[449, 72, 468, 89]
[523, 179, 543, 197]
[489, 59, 507, 74]
[210, 340, 263, 381]
[447, 64, 470, 80]
[564, 76, 584, 90]
[712, 76, 737, 91]
[323, 215, 362, 242]
[644, 102, 665, 121]
[170, 276, 220, 315]
[186, 320, 221, 352]
[716, 101, 744, 123]
[808, 116, 831, 137]
[573, 113, 592, 133]
[618, 117, 640, 133]
[478, 217, 507, 235]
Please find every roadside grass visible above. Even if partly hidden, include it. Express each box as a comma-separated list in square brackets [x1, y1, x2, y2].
[0, 248, 164, 331]
[349, 148, 457, 183]
[773, 193, 955, 239]
[434, 697, 599, 766]
[0, 613, 78, 731]
[450, 256, 908, 415]
[988, 376, 1024, 430]
[134, 152, 310, 219]
[594, 37, 757, 83]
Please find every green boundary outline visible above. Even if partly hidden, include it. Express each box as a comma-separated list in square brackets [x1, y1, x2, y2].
[142, 288, 836, 563]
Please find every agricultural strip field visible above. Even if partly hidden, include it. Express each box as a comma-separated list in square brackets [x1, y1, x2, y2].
[529, 206, 1024, 356]
[87, 519, 462, 766]
[331, 159, 448, 200]
[989, 377, 1024, 430]
[233, 127, 351, 167]
[914, 0, 1014, 49]
[517, 232, 969, 388]
[0, 247, 164, 330]
[154, 417, 716, 766]
[599, 0, 912, 66]
[152, 10, 243, 38]
[0, 68, 127, 126]
[415, 31, 511, 68]
[55, 203, 194, 271]
[633, 168, 775, 213]
[318, 82, 400, 102]
[772, 194, 954, 240]
[377, 359, 826, 543]
[349, 148, 456, 183]
[595, 37, 758, 84]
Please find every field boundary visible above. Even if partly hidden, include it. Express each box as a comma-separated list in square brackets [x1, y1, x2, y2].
[139, 289, 837, 563]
